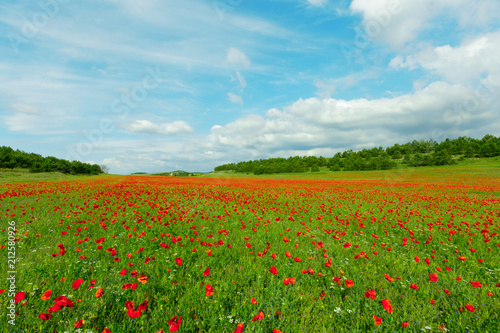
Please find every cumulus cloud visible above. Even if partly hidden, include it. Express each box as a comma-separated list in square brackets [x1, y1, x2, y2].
[391, 32, 500, 83]
[227, 92, 243, 105]
[120, 120, 193, 135]
[349, 0, 500, 48]
[207, 80, 500, 157]
[225, 47, 251, 69]
[93, 76, 500, 174]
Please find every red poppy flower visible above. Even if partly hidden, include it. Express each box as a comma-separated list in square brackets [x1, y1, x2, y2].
[127, 308, 142, 318]
[203, 267, 210, 276]
[364, 289, 376, 299]
[384, 274, 394, 282]
[42, 289, 52, 300]
[233, 323, 244, 333]
[470, 281, 482, 288]
[373, 314, 382, 325]
[294, 257, 301, 262]
[119, 269, 127, 276]
[72, 278, 84, 290]
[429, 273, 438, 282]
[14, 291, 25, 304]
[465, 304, 475, 312]
[137, 300, 148, 312]
[95, 286, 104, 298]
[382, 298, 393, 313]
[270, 266, 277, 275]
[125, 300, 135, 310]
[401, 322, 409, 327]
[409, 283, 418, 290]
[252, 311, 264, 321]
[345, 280, 354, 287]
[325, 258, 332, 267]
[251, 297, 257, 304]
[273, 329, 283, 333]
[39, 313, 51, 320]
[168, 315, 182, 332]
[74, 319, 83, 327]
[174, 257, 182, 266]
[206, 283, 214, 297]
[285, 251, 291, 258]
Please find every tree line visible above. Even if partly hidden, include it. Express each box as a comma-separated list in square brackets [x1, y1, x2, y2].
[214, 135, 500, 175]
[0, 146, 106, 175]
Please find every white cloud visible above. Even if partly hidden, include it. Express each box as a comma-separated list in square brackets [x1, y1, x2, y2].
[120, 120, 193, 135]
[307, 0, 328, 7]
[349, 0, 427, 48]
[10, 103, 41, 115]
[236, 71, 247, 89]
[225, 47, 251, 69]
[314, 79, 336, 98]
[207, 80, 500, 156]
[391, 32, 500, 83]
[314, 71, 378, 98]
[349, 0, 500, 48]
[227, 92, 243, 105]
[92, 76, 500, 173]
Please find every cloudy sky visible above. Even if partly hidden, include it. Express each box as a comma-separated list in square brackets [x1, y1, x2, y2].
[1, 0, 499, 174]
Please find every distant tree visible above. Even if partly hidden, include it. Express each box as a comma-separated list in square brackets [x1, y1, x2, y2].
[100, 165, 109, 174]
[432, 149, 455, 166]
[391, 149, 402, 160]
[212, 134, 499, 174]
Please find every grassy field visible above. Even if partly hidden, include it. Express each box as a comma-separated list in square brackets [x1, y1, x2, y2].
[0, 160, 499, 332]
[0, 168, 104, 184]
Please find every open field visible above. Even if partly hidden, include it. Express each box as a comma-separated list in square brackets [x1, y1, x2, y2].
[1, 163, 499, 332]
[0, 168, 102, 184]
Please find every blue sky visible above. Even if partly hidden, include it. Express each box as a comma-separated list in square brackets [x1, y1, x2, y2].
[1, 0, 499, 174]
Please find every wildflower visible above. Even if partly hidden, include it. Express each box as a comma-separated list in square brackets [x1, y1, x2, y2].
[373, 314, 382, 325]
[364, 289, 376, 299]
[382, 298, 393, 313]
